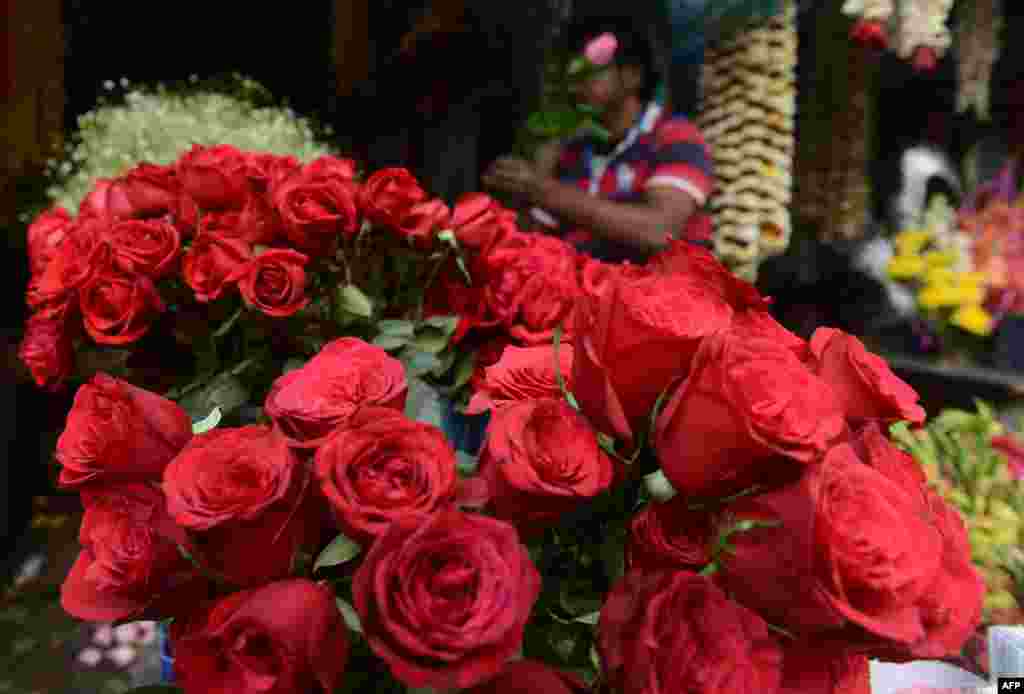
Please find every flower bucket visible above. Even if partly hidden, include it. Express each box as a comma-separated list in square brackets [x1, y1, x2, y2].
[439, 397, 490, 456]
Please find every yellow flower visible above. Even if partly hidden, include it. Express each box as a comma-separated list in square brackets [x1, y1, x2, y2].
[960, 271, 988, 286]
[918, 284, 960, 309]
[887, 255, 926, 280]
[951, 304, 995, 336]
[923, 267, 956, 287]
[953, 282, 986, 305]
[895, 229, 932, 255]
[923, 249, 958, 267]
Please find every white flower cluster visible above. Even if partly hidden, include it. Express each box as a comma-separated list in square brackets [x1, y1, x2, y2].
[45, 77, 336, 214]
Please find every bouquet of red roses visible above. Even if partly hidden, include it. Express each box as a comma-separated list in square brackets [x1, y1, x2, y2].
[18, 146, 468, 419]
[52, 238, 984, 694]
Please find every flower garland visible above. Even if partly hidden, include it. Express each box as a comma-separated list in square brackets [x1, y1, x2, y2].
[39, 74, 334, 215]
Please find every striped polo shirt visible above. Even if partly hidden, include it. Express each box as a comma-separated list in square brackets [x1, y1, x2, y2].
[533, 101, 715, 264]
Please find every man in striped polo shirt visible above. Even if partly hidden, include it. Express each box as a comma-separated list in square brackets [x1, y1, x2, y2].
[483, 15, 714, 265]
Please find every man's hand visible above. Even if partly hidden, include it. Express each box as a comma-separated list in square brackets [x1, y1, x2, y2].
[482, 157, 547, 204]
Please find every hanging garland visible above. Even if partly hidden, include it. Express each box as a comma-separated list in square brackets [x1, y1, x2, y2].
[698, 0, 797, 282]
[843, 0, 955, 72]
[955, 0, 1002, 120]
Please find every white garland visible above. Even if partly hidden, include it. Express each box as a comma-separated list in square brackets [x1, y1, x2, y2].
[43, 76, 336, 214]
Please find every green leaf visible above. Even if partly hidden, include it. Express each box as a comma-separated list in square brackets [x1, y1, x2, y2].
[453, 350, 477, 390]
[401, 347, 442, 377]
[124, 686, 184, 693]
[313, 533, 362, 573]
[283, 358, 306, 374]
[192, 406, 222, 435]
[431, 349, 458, 378]
[437, 229, 455, 244]
[378, 320, 416, 338]
[552, 323, 580, 411]
[213, 306, 244, 338]
[412, 327, 450, 354]
[373, 334, 410, 351]
[647, 383, 675, 448]
[423, 315, 459, 337]
[336, 598, 363, 634]
[336, 284, 373, 319]
[574, 611, 600, 626]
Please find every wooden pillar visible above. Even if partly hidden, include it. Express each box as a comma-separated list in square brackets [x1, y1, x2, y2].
[1, 0, 64, 229]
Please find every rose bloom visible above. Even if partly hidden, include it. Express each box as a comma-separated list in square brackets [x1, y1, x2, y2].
[265, 338, 408, 449]
[163, 425, 308, 586]
[78, 265, 166, 345]
[229, 248, 310, 317]
[108, 162, 200, 234]
[353, 510, 541, 690]
[61, 483, 207, 622]
[718, 428, 983, 658]
[466, 344, 574, 415]
[55, 373, 192, 487]
[648, 240, 769, 311]
[574, 268, 735, 447]
[808, 327, 926, 425]
[28, 218, 109, 312]
[451, 193, 515, 256]
[273, 162, 361, 255]
[397, 198, 451, 249]
[358, 167, 428, 228]
[18, 313, 75, 390]
[779, 641, 870, 694]
[598, 569, 784, 694]
[478, 398, 614, 534]
[315, 407, 458, 542]
[655, 331, 847, 499]
[181, 231, 252, 303]
[26, 206, 73, 276]
[108, 218, 181, 278]
[244, 152, 303, 194]
[201, 199, 279, 246]
[625, 496, 713, 573]
[463, 660, 589, 694]
[171, 579, 349, 694]
[176, 143, 250, 209]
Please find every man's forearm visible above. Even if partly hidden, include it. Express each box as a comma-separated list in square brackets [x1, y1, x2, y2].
[533, 178, 677, 252]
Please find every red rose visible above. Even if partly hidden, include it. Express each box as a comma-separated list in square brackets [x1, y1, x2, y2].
[625, 497, 713, 573]
[397, 198, 451, 248]
[358, 167, 428, 228]
[314, 407, 458, 542]
[655, 332, 846, 498]
[265, 337, 408, 448]
[28, 218, 109, 311]
[574, 269, 735, 447]
[598, 570, 784, 694]
[176, 144, 250, 209]
[303, 154, 358, 182]
[273, 164, 361, 255]
[649, 240, 770, 311]
[244, 152, 302, 193]
[61, 483, 205, 622]
[780, 643, 870, 694]
[451, 193, 514, 255]
[463, 660, 589, 694]
[171, 579, 350, 694]
[78, 177, 134, 220]
[18, 314, 74, 390]
[850, 19, 888, 50]
[26, 206, 73, 276]
[466, 344, 573, 414]
[181, 231, 252, 303]
[108, 218, 181, 278]
[353, 510, 541, 690]
[718, 435, 981, 657]
[201, 197, 279, 246]
[808, 327, 926, 425]
[118, 162, 199, 232]
[478, 398, 614, 534]
[467, 333, 516, 387]
[79, 265, 166, 345]
[230, 248, 310, 317]
[55, 373, 192, 487]
[164, 425, 308, 586]
[731, 309, 809, 357]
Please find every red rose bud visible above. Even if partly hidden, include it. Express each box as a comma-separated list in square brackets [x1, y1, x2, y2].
[171, 579, 350, 694]
[353, 510, 541, 690]
[201, 196, 278, 246]
[656, 331, 847, 498]
[79, 266, 166, 345]
[397, 198, 451, 249]
[358, 167, 428, 229]
[648, 240, 770, 311]
[229, 248, 310, 318]
[808, 327, 925, 425]
[26, 206, 73, 276]
[574, 269, 735, 446]
[18, 314, 75, 391]
[466, 343, 574, 415]
[451, 192, 515, 255]
[264, 337, 408, 448]
[273, 162, 361, 255]
[626, 496, 713, 573]
[597, 570, 784, 694]
[779, 641, 871, 694]
[175, 144, 250, 209]
[244, 152, 303, 193]
[302, 154, 358, 182]
[108, 218, 181, 278]
[163, 425, 309, 586]
[61, 483, 208, 623]
[181, 231, 252, 303]
[55, 373, 192, 487]
[850, 20, 888, 51]
[315, 407, 458, 543]
[478, 398, 614, 536]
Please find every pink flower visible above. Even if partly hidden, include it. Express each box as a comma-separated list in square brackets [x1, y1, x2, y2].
[992, 434, 1024, 479]
[584, 33, 618, 67]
